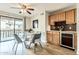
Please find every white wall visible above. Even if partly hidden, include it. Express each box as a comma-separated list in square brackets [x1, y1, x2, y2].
[46, 12, 50, 31]
[31, 9, 47, 43]
[26, 17, 31, 30]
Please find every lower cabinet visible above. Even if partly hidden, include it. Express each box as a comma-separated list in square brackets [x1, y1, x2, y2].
[47, 31, 53, 44]
[52, 31, 60, 45]
[47, 31, 60, 45]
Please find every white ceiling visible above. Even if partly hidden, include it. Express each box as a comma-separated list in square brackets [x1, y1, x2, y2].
[0, 3, 76, 17]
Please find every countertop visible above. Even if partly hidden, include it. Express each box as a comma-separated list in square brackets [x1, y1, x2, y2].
[47, 30, 77, 33]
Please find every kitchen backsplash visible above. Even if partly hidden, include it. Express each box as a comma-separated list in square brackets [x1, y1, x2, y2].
[50, 24, 76, 31]
[64, 24, 76, 31]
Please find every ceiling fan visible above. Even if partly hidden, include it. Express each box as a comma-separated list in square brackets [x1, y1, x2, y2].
[11, 3, 34, 14]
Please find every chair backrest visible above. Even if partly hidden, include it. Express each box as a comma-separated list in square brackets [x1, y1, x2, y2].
[32, 33, 41, 43]
[14, 34, 22, 43]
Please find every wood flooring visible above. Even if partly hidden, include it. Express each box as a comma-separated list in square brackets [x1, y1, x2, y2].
[29, 43, 76, 55]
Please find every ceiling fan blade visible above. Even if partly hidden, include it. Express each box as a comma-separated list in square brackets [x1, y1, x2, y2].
[28, 8, 34, 11]
[27, 11, 31, 14]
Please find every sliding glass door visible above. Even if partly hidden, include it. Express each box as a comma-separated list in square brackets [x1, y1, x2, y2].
[15, 19, 23, 38]
[0, 16, 23, 42]
[0, 17, 14, 41]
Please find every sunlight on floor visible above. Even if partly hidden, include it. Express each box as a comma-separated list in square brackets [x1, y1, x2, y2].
[0, 40, 35, 55]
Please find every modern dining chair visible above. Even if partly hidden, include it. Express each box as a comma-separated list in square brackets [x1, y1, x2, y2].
[29, 33, 43, 52]
[12, 34, 24, 54]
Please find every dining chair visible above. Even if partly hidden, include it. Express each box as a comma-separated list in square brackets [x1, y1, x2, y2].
[12, 34, 24, 54]
[28, 33, 43, 52]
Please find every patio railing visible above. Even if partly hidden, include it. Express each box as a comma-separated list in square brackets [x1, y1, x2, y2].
[0, 30, 22, 41]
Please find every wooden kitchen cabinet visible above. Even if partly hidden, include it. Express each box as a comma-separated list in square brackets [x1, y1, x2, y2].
[49, 14, 59, 25]
[49, 15, 55, 25]
[48, 16, 51, 25]
[53, 14, 59, 22]
[52, 31, 60, 45]
[74, 32, 77, 50]
[47, 31, 60, 45]
[58, 12, 65, 21]
[47, 31, 53, 44]
[66, 9, 75, 24]
[49, 9, 76, 25]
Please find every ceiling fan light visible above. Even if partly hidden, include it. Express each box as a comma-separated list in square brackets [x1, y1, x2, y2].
[20, 9, 24, 12]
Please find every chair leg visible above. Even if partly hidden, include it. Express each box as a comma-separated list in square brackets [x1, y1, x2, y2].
[34, 43, 36, 53]
[12, 42, 16, 51]
[39, 39, 43, 48]
[15, 43, 18, 55]
[39, 42, 43, 48]
[24, 41, 28, 48]
[22, 42, 24, 53]
[34, 44, 36, 53]
[29, 42, 32, 48]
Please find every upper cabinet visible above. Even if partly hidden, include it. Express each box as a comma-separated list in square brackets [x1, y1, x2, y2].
[58, 12, 65, 21]
[48, 9, 76, 25]
[49, 15, 54, 25]
[53, 14, 59, 22]
[49, 14, 59, 25]
[66, 9, 75, 24]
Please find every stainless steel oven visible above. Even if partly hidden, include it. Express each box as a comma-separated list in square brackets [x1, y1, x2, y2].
[60, 32, 74, 49]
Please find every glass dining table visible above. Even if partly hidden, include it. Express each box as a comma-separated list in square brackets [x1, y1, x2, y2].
[20, 32, 35, 48]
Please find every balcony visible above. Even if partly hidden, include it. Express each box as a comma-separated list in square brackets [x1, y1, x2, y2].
[0, 30, 23, 42]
